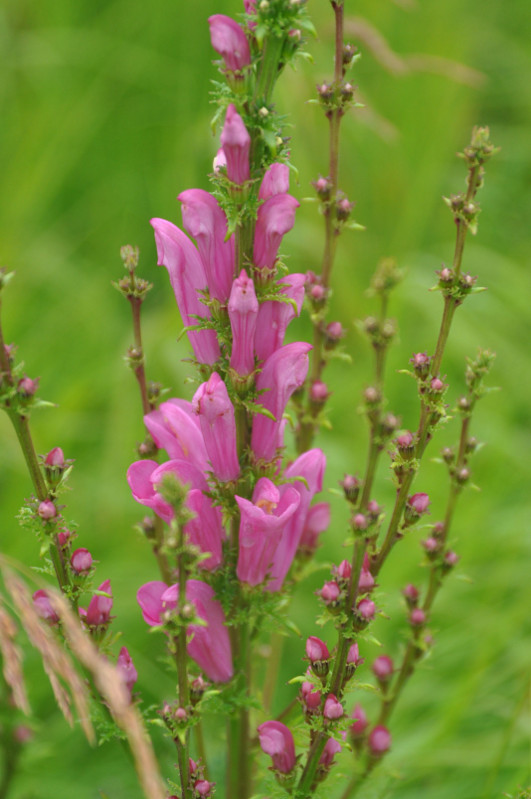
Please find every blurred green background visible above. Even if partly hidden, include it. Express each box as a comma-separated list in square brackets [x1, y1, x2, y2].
[1, 0, 530, 796]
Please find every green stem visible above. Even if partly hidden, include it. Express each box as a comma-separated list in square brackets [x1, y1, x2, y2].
[128, 296, 152, 416]
[262, 631, 283, 714]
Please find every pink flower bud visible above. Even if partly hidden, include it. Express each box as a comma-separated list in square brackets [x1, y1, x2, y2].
[372, 655, 393, 681]
[347, 642, 363, 666]
[352, 513, 367, 531]
[301, 680, 321, 711]
[368, 725, 391, 755]
[306, 636, 330, 663]
[334, 559, 352, 580]
[410, 352, 431, 376]
[228, 270, 259, 376]
[319, 737, 341, 767]
[45, 447, 65, 467]
[208, 15, 251, 72]
[17, 376, 39, 396]
[407, 492, 430, 516]
[33, 590, 59, 624]
[310, 380, 329, 403]
[356, 597, 375, 621]
[220, 104, 250, 184]
[422, 536, 439, 553]
[58, 529, 71, 546]
[350, 704, 368, 737]
[194, 780, 215, 797]
[257, 721, 296, 774]
[396, 431, 414, 450]
[444, 550, 459, 567]
[193, 373, 239, 482]
[403, 584, 419, 604]
[409, 608, 426, 626]
[38, 500, 56, 520]
[319, 580, 340, 604]
[324, 694, 343, 720]
[341, 474, 360, 503]
[430, 376, 445, 392]
[86, 580, 113, 627]
[358, 569, 375, 593]
[70, 548, 93, 575]
[117, 646, 138, 700]
[253, 194, 300, 270]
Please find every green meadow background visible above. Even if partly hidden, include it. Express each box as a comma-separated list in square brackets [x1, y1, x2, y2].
[1, 0, 530, 796]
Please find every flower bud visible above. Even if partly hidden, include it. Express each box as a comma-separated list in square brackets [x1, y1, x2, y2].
[358, 568, 375, 593]
[220, 104, 250, 185]
[70, 548, 93, 575]
[85, 580, 113, 628]
[430, 376, 445, 393]
[313, 175, 332, 200]
[45, 447, 65, 467]
[404, 492, 430, 525]
[208, 15, 251, 72]
[368, 725, 391, 755]
[409, 608, 426, 627]
[194, 780, 215, 797]
[323, 693, 343, 720]
[350, 704, 368, 738]
[17, 376, 39, 397]
[444, 550, 459, 568]
[301, 680, 321, 712]
[190, 676, 207, 705]
[38, 500, 56, 520]
[306, 636, 330, 663]
[319, 737, 342, 768]
[324, 321, 345, 349]
[355, 597, 375, 621]
[351, 513, 368, 532]
[310, 380, 329, 405]
[402, 584, 419, 606]
[345, 642, 363, 680]
[117, 646, 138, 700]
[372, 655, 393, 682]
[410, 352, 431, 377]
[33, 590, 59, 624]
[334, 559, 351, 581]
[340, 474, 360, 504]
[319, 580, 340, 604]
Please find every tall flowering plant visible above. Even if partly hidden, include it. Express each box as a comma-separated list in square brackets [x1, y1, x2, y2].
[0, 2, 499, 799]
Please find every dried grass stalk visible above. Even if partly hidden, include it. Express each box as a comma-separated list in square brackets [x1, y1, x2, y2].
[3, 570, 94, 744]
[50, 592, 166, 799]
[0, 598, 30, 714]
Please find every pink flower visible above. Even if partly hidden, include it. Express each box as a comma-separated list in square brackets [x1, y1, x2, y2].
[347, 642, 363, 667]
[228, 270, 259, 376]
[236, 479, 300, 586]
[208, 15, 251, 72]
[127, 459, 173, 523]
[251, 342, 312, 462]
[184, 489, 224, 570]
[117, 646, 138, 700]
[268, 448, 326, 591]
[358, 568, 375, 593]
[324, 694, 344, 720]
[319, 737, 341, 767]
[408, 492, 430, 515]
[144, 399, 208, 471]
[150, 218, 220, 365]
[356, 597, 375, 621]
[258, 163, 290, 200]
[33, 590, 59, 624]
[299, 501, 330, 553]
[178, 189, 234, 302]
[86, 580, 113, 627]
[220, 104, 250, 185]
[137, 580, 233, 683]
[257, 721, 296, 774]
[193, 373, 240, 482]
[253, 194, 300, 270]
[255, 273, 306, 362]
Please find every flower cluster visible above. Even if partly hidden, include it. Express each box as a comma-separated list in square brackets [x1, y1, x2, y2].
[127, 8, 329, 684]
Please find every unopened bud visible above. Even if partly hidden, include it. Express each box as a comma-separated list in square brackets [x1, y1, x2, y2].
[372, 655, 393, 682]
[352, 513, 368, 532]
[350, 704, 368, 737]
[38, 500, 56, 520]
[323, 693, 343, 720]
[310, 380, 329, 404]
[319, 581, 341, 604]
[45, 447, 65, 468]
[70, 548, 93, 575]
[368, 725, 391, 755]
[340, 474, 360, 503]
[17, 376, 39, 397]
[409, 608, 426, 627]
[410, 352, 431, 377]
[324, 321, 345, 348]
[355, 597, 375, 621]
[402, 584, 419, 606]
[364, 386, 381, 405]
